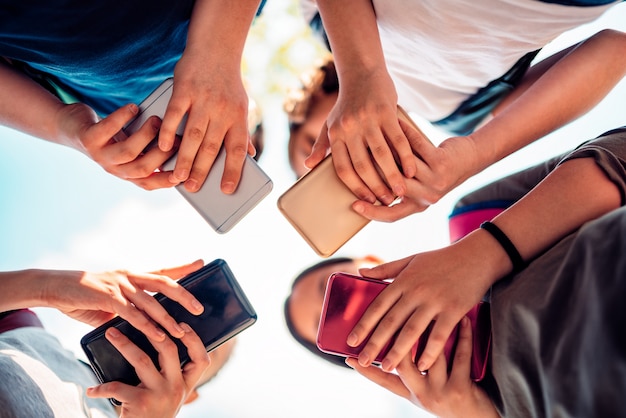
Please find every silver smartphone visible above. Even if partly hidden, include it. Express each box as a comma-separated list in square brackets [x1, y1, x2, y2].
[124, 78, 273, 233]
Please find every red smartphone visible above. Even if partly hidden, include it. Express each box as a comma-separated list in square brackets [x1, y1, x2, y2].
[316, 272, 491, 381]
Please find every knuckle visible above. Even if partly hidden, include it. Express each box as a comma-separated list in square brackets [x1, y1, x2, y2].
[186, 126, 205, 143]
[200, 140, 221, 156]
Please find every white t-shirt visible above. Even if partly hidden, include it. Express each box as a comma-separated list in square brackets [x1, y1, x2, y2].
[0, 327, 116, 418]
[300, 0, 619, 120]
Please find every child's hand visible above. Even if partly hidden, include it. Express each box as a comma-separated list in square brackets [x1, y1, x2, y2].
[351, 126, 479, 222]
[158, 52, 253, 194]
[347, 317, 499, 418]
[347, 241, 492, 374]
[48, 260, 205, 342]
[58, 102, 177, 190]
[306, 68, 416, 207]
[86, 323, 211, 418]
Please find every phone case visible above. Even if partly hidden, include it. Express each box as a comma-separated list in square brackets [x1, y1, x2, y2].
[80, 259, 257, 389]
[277, 106, 426, 257]
[124, 78, 273, 234]
[316, 272, 491, 381]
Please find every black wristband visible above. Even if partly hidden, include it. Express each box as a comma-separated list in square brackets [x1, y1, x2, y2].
[480, 221, 526, 273]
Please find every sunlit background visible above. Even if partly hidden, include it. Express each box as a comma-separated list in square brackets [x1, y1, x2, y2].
[1, 1, 625, 417]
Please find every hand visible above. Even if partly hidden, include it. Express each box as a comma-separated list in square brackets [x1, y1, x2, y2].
[346, 317, 498, 418]
[157, 51, 254, 194]
[347, 242, 492, 373]
[306, 69, 417, 206]
[57, 102, 178, 190]
[86, 322, 211, 418]
[351, 122, 480, 222]
[45, 260, 205, 342]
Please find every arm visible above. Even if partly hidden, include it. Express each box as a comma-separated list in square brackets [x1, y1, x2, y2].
[347, 317, 499, 418]
[352, 29, 626, 222]
[309, 0, 417, 206]
[159, 0, 261, 194]
[349, 142, 623, 373]
[0, 61, 177, 190]
[0, 261, 205, 344]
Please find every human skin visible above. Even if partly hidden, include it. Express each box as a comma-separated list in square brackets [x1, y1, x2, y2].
[349, 156, 622, 374]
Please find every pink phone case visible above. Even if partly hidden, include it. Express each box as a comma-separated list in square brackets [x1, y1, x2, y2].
[316, 272, 491, 381]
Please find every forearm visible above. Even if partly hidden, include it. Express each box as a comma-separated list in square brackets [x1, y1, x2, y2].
[461, 155, 622, 282]
[0, 269, 70, 312]
[316, 0, 388, 86]
[185, 0, 260, 69]
[0, 61, 68, 144]
[470, 29, 626, 173]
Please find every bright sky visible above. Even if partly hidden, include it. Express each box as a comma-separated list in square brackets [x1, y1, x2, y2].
[0, 2, 625, 417]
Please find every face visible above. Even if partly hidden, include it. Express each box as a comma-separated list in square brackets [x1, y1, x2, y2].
[287, 256, 383, 345]
[288, 90, 338, 179]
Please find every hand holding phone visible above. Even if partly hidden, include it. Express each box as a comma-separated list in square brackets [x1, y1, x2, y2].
[124, 78, 273, 233]
[81, 259, 257, 390]
[316, 272, 491, 381]
[277, 106, 428, 256]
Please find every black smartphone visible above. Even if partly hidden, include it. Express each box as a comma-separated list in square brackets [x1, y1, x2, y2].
[80, 259, 257, 390]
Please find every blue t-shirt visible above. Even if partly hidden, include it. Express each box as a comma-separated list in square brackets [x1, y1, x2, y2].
[0, 0, 265, 116]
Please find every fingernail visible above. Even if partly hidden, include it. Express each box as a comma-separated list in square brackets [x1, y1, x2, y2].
[191, 299, 204, 313]
[462, 316, 469, 327]
[381, 359, 393, 372]
[417, 361, 427, 371]
[180, 322, 193, 333]
[128, 104, 138, 114]
[346, 332, 358, 347]
[173, 322, 185, 335]
[155, 327, 166, 339]
[107, 328, 121, 338]
[352, 203, 364, 214]
[222, 182, 235, 194]
[175, 169, 189, 182]
[392, 185, 405, 197]
[184, 178, 198, 192]
[358, 354, 370, 367]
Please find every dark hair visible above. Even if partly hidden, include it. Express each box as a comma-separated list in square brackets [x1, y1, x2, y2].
[283, 257, 354, 369]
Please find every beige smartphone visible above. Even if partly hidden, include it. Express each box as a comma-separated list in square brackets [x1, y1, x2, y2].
[277, 106, 425, 257]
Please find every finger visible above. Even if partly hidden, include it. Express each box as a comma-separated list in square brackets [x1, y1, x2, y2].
[159, 92, 189, 152]
[346, 357, 413, 400]
[149, 260, 204, 280]
[131, 171, 180, 191]
[348, 130, 399, 206]
[105, 327, 163, 384]
[132, 272, 204, 316]
[218, 124, 248, 194]
[425, 348, 450, 389]
[86, 380, 139, 404]
[352, 197, 422, 222]
[358, 256, 413, 280]
[389, 111, 418, 178]
[123, 287, 186, 339]
[305, 124, 331, 169]
[92, 104, 141, 147]
[399, 118, 436, 162]
[331, 143, 378, 204]
[169, 114, 212, 185]
[346, 281, 401, 350]
[416, 315, 462, 373]
[449, 316, 473, 384]
[105, 116, 162, 167]
[178, 323, 211, 386]
[380, 309, 434, 372]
